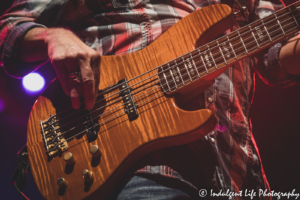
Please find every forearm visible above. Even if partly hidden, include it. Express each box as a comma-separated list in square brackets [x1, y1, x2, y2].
[252, 39, 299, 88]
[279, 35, 300, 76]
[19, 27, 52, 63]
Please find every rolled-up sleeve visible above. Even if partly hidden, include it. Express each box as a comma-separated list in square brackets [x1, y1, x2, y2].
[257, 41, 300, 87]
[0, 0, 67, 78]
[254, 0, 300, 87]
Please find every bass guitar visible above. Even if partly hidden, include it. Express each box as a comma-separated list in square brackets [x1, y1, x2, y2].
[27, 2, 300, 199]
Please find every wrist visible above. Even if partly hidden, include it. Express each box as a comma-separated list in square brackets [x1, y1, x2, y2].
[279, 35, 300, 75]
[43, 28, 72, 44]
[19, 27, 56, 63]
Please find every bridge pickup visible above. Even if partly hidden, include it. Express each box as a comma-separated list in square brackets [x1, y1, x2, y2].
[118, 79, 139, 121]
[79, 109, 97, 142]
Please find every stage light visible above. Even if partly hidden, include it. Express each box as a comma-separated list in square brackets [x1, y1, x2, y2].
[22, 72, 45, 92]
[217, 125, 227, 132]
[0, 98, 4, 113]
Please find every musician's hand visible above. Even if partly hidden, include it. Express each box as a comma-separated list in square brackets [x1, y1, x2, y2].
[46, 28, 100, 110]
[20, 28, 100, 110]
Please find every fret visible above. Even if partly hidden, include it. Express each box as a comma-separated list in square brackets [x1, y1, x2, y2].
[237, 30, 248, 54]
[163, 72, 171, 92]
[190, 52, 200, 78]
[262, 14, 282, 41]
[207, 45, 218, 69]
[274, 13, 286, 36]
[217, 41, 227, 64]
[192, 59, 200, 77]
[288, 7, 299, 28]
[219, 39, 234, 61]
[260, 19, 272, 42]
[209, 51, 218, 69]
[182, 57, 193, 82]
[159, 66, 168, 93]
[254, 26, 267, 45]
[184, 55, 197, 78]
[174, 60, 185, 85]
[249, 25, 260, 48]
[198, 49, 209, 74]
[176, 66, 185, 85]
[280, 9, 299, 35]
[170, 63, 182, 85]
[168, 63, 178, 89]
[226, 35, 237, 59]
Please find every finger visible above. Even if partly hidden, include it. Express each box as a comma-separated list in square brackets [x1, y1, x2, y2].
[68, 72, 81, 109]
[92, 54, 100, 103]
[80, 57, 95, 110]
[52, 61, 70, 96]
[66, 60, 82, 109]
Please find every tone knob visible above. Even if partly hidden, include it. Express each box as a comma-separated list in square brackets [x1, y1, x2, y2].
[63, 152, 75, 165]
[57, 177, 67, 187]
[82, 169, 94, 181]
[89, 145, 101, 157]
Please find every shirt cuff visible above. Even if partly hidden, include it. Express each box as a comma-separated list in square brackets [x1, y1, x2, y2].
[261, 42, 300, 87]
[2, 22, 47, 78]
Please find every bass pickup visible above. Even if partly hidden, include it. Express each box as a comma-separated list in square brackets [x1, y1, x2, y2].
[118, 79, 139, 122]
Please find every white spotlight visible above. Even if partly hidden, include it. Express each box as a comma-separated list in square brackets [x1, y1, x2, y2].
[22, 72, 45, 92]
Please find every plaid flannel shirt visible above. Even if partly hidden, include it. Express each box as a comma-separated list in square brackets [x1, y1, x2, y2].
[1, 0, 298, 198]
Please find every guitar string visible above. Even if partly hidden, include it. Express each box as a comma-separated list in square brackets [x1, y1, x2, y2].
[46, 20, 290, 138]
[61, 21, 288, 145]
[47, 4, 300, 121]
[46, 17, 299, 150]
[51, 31, 298, 151]
[76, 17, 299, 132]
[44, 10, 299, 140]
[42, 5, 300, 143]
[64, 8, 298, 123]
[47, 5, 298, 130]
[46, 8, 298, 137]
[49, 6, 298, 131]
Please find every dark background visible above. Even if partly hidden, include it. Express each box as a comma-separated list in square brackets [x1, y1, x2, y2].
[0, 0, 300, 199]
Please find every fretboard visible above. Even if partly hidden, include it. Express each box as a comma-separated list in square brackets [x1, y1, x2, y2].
[159, 1, 300, 93]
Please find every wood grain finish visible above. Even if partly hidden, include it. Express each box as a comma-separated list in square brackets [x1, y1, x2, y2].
[27, 4, 232, 199]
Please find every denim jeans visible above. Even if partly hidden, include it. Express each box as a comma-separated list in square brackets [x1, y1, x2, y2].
[106, 175, 196, 200]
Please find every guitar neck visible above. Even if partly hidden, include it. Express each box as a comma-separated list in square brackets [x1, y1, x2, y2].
[159, 1, 300, 93]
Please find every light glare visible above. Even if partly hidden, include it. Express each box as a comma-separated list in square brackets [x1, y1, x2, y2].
[0, 99, 4, 113]
[22, 73, 45, 92]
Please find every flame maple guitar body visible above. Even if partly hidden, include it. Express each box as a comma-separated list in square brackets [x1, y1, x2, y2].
[27, 4, 233, 200]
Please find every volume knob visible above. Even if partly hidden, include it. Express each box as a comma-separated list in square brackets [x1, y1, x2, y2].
[82, 169, 94, 181]
[63, 152, 75, 165]
[89, 145, 101, 157]
[57, 177, 67, 187]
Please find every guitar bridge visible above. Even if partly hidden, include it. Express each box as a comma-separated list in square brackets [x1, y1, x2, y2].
[118, 79, 139, 121]
[40, 115, 68, 157]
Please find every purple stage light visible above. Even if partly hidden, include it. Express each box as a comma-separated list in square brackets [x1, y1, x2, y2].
[22, 72, 45, 92]
[0, 99, 4, 113]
